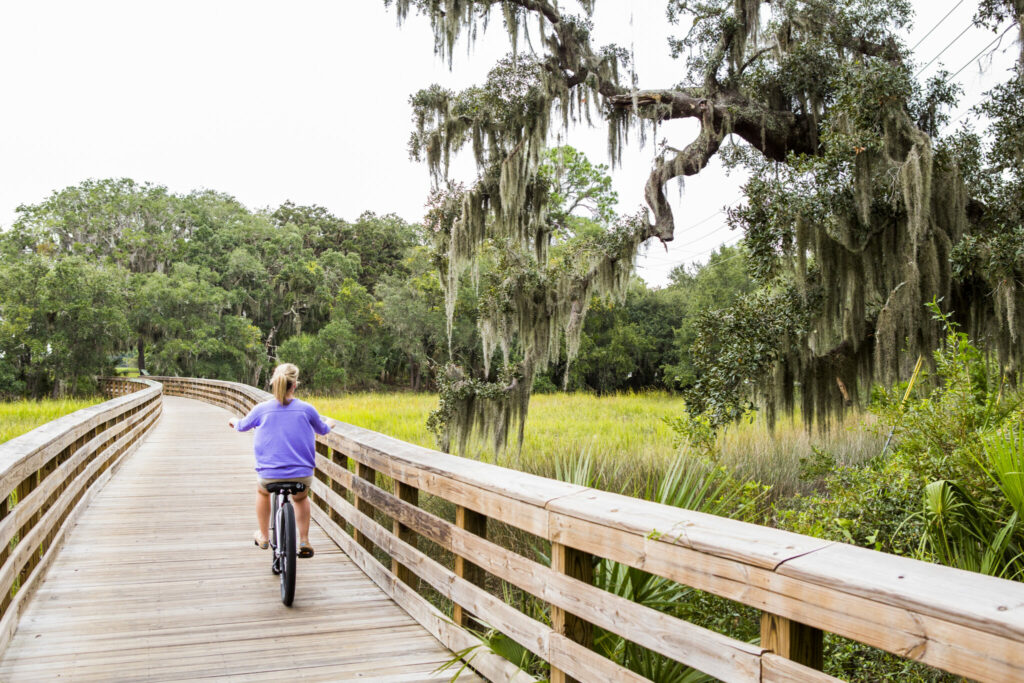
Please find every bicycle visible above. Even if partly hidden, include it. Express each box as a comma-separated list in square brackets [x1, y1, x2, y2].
[265, 481, 305, 606]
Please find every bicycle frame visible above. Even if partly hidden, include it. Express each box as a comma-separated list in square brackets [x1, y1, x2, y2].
[268, 491, 288, 567]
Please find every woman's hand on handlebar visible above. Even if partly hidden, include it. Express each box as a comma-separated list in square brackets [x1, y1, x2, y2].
[228, 418, 237, 429]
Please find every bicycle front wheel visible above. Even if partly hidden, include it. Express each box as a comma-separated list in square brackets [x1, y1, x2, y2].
[278, 502, 297, 606]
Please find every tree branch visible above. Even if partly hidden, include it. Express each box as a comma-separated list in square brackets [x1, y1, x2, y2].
[609, 89, 816, 161]
[644, 126, 724, 242]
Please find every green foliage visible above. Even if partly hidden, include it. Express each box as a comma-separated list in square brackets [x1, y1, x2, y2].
[278, 321, 354, 392]
[539, 145, 618, 237]
[779, 305, 1024, 569]
[1, 180, 425, 395]
[662, 244, 755, 390]
[683, 280, 814, 429]
[0, 253, 127, 397]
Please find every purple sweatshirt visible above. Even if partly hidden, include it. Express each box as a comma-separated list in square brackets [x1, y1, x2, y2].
[235, 398, 332, 479]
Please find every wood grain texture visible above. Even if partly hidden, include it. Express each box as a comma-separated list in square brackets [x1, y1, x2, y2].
[453, 505, 486, 629]
[0, 396, 479, 682]
[760, 612, 823, 670]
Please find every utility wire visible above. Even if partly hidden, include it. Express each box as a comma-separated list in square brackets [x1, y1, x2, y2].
[935, 24, 1016, 131]
[680, 208, 725, 231]
[915, 20, 974, 77]
[910, 0, 965, 51]
[676, 219, 733, 247]
[947, 23, 1015, 81]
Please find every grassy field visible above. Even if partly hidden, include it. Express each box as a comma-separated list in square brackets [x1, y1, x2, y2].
[310, 391, 883, 499]
[0, 398, 104, 445]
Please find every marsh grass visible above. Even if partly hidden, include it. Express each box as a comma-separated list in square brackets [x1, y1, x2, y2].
[0, 398, 103, 445]
[718, 411, 884, 499]
[310, 391, 882, 499]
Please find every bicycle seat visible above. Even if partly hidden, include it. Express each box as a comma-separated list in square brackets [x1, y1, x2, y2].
[264, 482, 307, 495]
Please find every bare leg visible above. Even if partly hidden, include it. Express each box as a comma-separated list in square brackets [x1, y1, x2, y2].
[293, 493, 311, 544]
[256, 488, 270, 544]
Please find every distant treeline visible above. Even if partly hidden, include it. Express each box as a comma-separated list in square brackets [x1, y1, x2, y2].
[0, 178, 749, 398]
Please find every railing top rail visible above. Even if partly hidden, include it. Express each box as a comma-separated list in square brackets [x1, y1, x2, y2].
[0, 379, 161, 500]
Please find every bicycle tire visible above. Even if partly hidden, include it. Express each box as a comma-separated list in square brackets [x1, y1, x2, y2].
[279, 501, 297, 606]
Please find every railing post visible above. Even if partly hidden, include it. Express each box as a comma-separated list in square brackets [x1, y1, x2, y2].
[550, 542, 593, 683]
[392, 481, 418, 585]
[330, 448, 348, 529]
[313, 441, 330, 510]
[353, 463, 378, 554]
[453, 505, 487, 628]
[760, 612, 823, 670]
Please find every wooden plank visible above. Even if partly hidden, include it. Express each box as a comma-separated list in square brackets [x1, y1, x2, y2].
[761, 653, 843, 683]
[548, 633, 648, 683]
[548, 488, 830, 570]
[314, 479, 552, 660]
[548, 511, 922, 651]
[0, 405, 160, 600]
[319, 427, 587, 539]
[0, 386, 160, 501]
[0, 405, 158, 655]
[0, 405, 151, 555]
[778, 543, 1024, 641]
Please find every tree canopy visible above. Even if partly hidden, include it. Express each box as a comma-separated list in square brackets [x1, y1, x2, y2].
[386, 0, 1024, 447]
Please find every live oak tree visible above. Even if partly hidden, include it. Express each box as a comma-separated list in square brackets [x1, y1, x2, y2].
[388, 0, 1024, 449]
[2, 182, 420, 394]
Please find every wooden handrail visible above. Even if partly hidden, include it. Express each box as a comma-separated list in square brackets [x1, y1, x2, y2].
[0, 378, 162, 654]
[149, 377, 1024, 682]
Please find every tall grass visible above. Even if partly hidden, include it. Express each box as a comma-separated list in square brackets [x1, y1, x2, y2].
[309, 391, 882, 499]
[718, 411, 883, 498]
[0, 398, 103, 445]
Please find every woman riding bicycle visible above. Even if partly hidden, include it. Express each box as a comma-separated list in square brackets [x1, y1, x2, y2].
[229, 363, 335, 558]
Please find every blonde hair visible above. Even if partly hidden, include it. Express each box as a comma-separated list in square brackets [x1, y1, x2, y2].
[270, 363, 300, 405]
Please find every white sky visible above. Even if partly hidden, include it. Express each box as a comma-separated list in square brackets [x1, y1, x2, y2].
[0, 1, 1018, 287]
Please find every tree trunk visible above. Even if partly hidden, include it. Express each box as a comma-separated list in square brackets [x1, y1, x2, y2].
[137, 336, 146, 373]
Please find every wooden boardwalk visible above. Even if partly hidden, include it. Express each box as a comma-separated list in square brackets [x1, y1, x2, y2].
[0, 396, 478, 682]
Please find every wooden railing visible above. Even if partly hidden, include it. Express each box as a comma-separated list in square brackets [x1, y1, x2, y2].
[146, 378, 1024, 680]
[0, 378, 162, 653]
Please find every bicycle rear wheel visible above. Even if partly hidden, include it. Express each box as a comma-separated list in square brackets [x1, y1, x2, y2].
[278, 502, 297, 606]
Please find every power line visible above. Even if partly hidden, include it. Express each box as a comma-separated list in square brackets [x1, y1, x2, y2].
[947, 23, 1015, 81]
[679, 208, 724, 232]
[915, 20, 974, 77]
[910, 0, 965, 51]
[676, 220, 733, 248]
[637, 232, 743, 267]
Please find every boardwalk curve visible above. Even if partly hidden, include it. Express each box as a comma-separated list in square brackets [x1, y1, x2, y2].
[1, 377, 1024, 681]
[0, 396, 476, 681]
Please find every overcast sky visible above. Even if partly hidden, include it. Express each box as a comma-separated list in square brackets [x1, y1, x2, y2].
[0, 1, 1017, 286]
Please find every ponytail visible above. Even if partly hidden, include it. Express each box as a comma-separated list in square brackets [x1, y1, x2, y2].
[270, 363, 300, 405]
